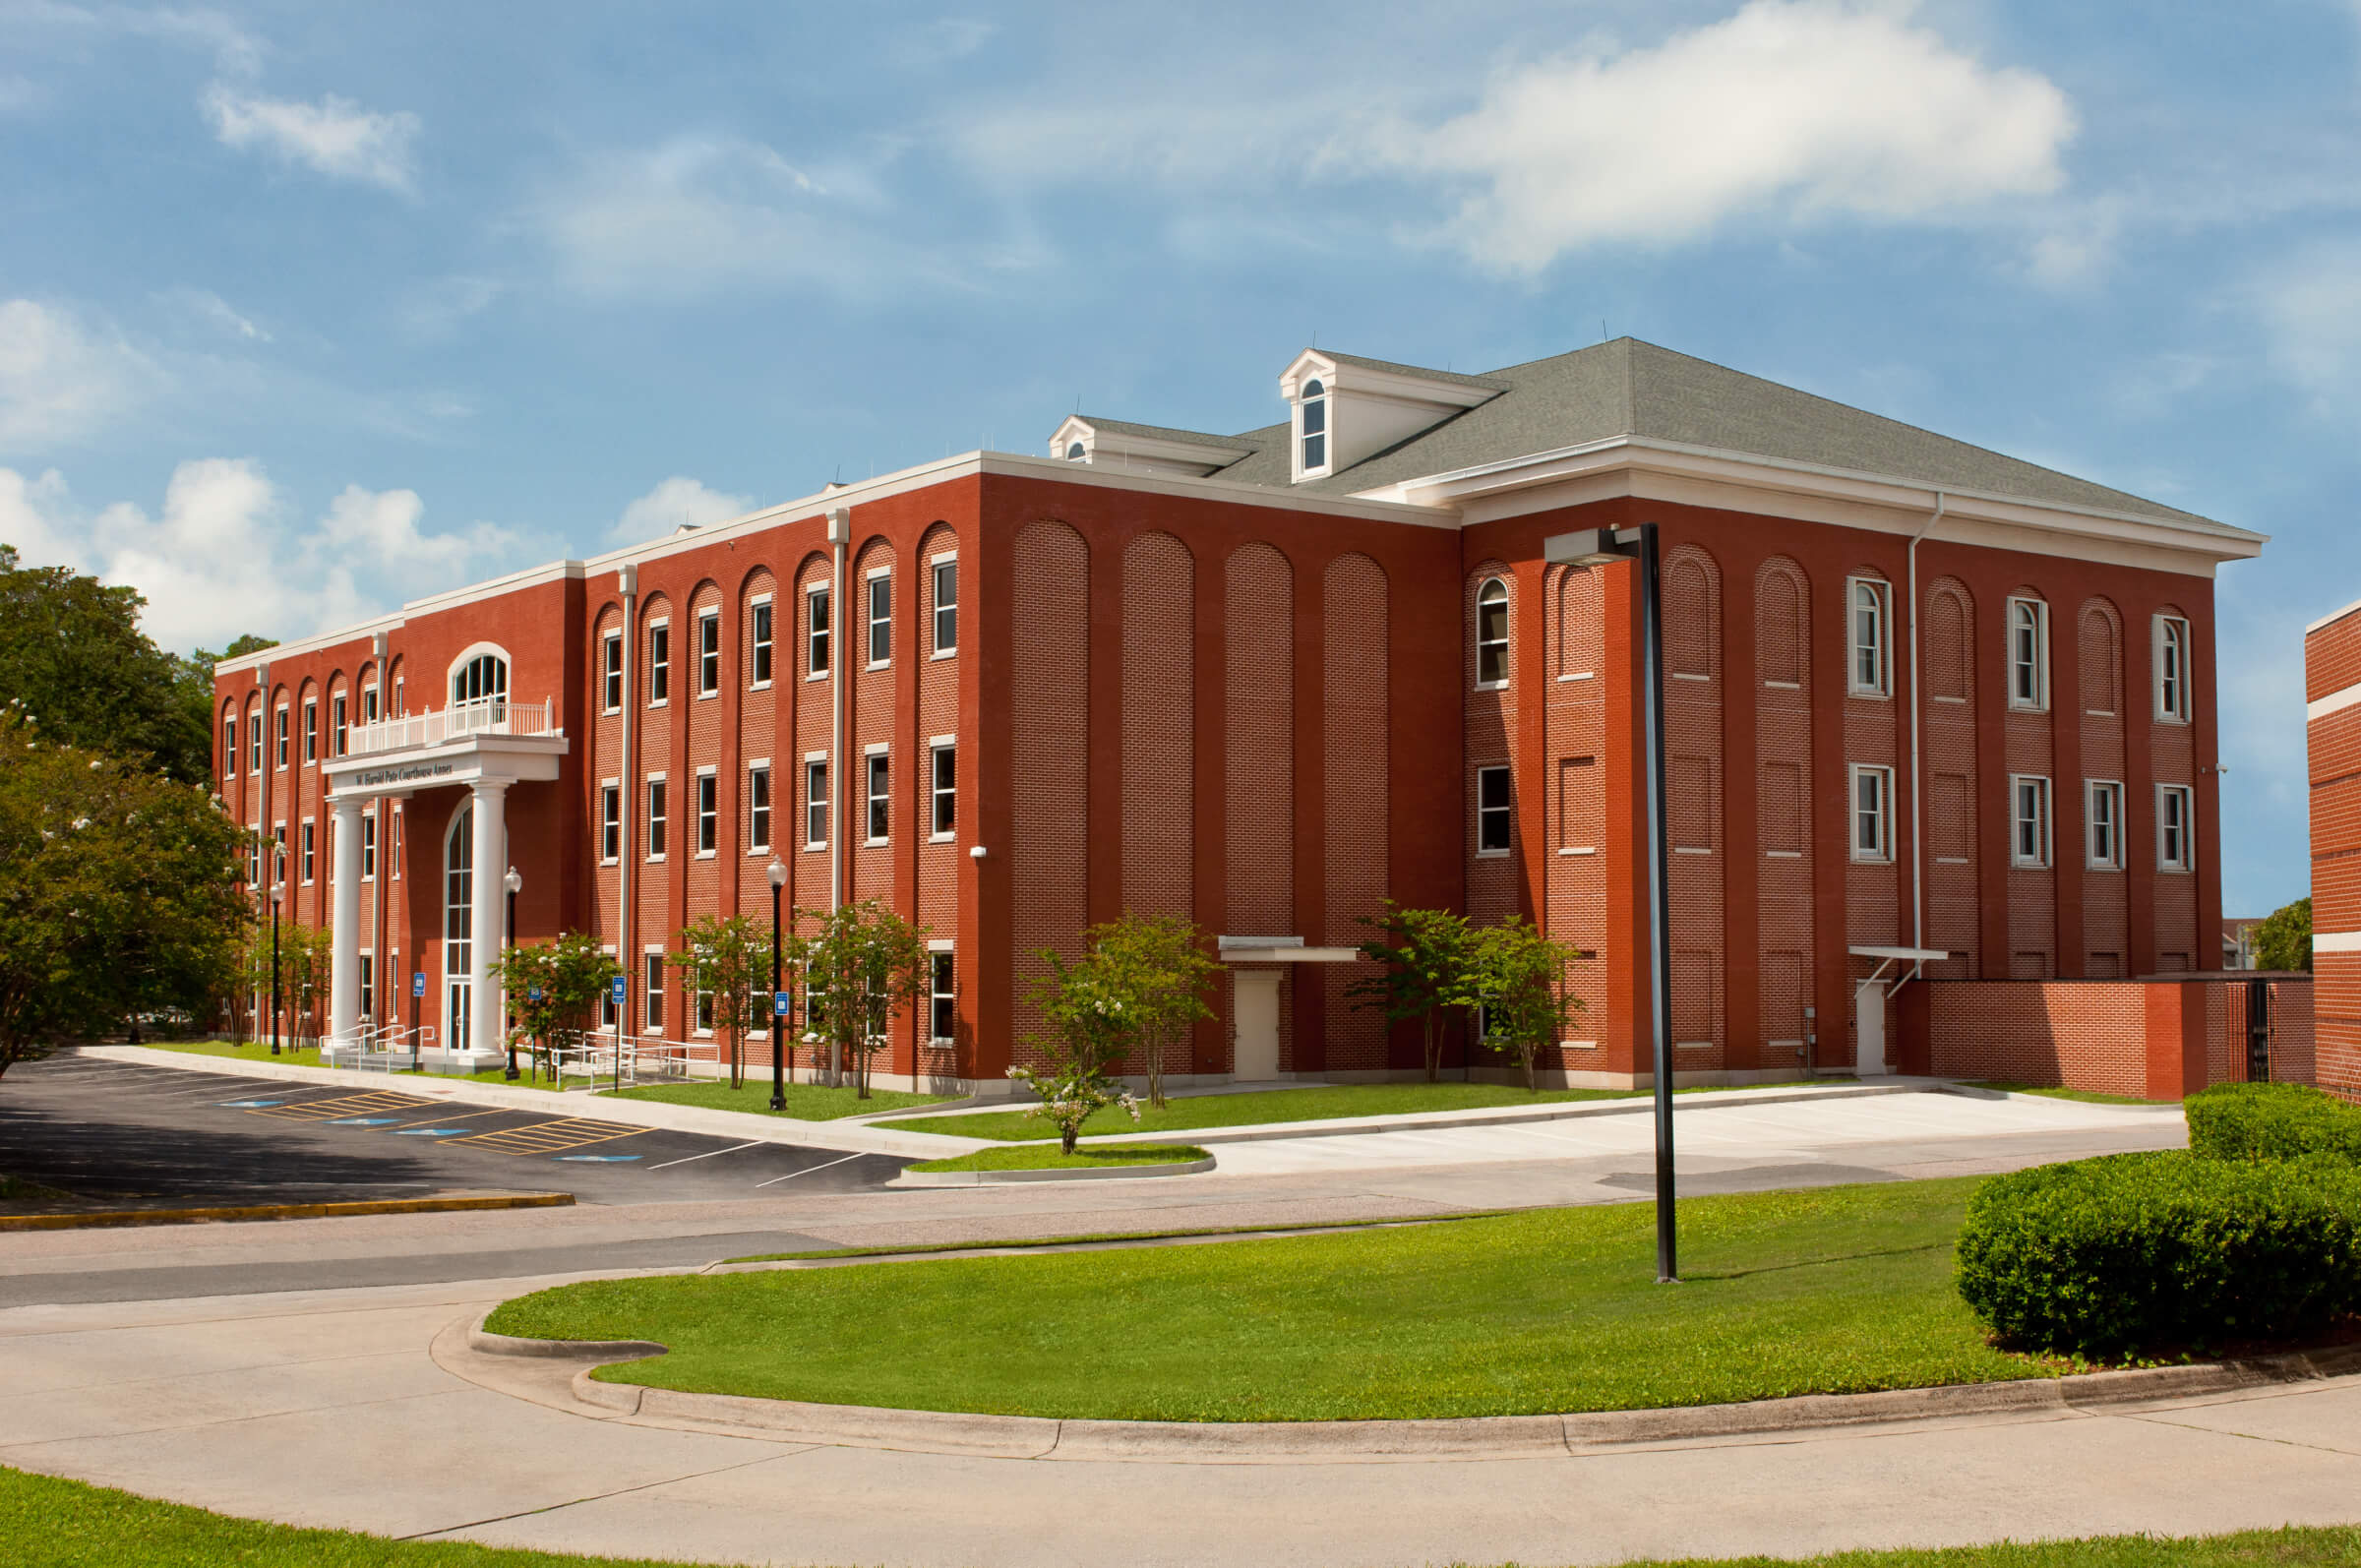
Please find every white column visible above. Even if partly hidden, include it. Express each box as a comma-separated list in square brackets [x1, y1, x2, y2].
[469, 780, 508, 1059]
[329, 797, 365, 1049]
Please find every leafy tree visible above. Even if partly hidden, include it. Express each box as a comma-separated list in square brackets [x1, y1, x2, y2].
[1346, 902, 1480, 1082]
[1093, 912, 1218, 1109]
[495, 932, 623, 1076]
[1466, 917, 1585, 1092]
[789, 898, 930, 1098]
[0, 545, 230, 783]
[0, 712, 248, 1076]
[1011, 944, 1142, 1154]
[2253, 897, 2312, 973]
[667, 914, 772, 1089]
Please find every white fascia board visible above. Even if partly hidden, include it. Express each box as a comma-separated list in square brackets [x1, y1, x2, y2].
[977, 452, 1459, 527]
[2307, 596, 2361, 635]
[213, 614, 407, 680]
[1088, 430, 1254, 472]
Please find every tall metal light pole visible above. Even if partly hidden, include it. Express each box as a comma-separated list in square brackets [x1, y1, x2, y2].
[1544, 523, 1677, 1283]
[503, 866, 522, 1080]
[767, 858, 788, 1111]
[269, 869, 283, 1057]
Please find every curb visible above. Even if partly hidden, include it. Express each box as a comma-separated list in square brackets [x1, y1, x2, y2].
[0, 1191, 574, 1233]
[890, 1155, 1217, 1187]
[458, 1307, 2361, 1462]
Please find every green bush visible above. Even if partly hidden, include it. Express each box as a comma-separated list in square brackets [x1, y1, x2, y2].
[1955, 1151, 2361, 1357]
[2186, 1081, 2361, 1164]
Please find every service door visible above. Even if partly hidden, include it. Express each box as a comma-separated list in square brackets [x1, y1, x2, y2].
[1233, 971, 1281, 1081]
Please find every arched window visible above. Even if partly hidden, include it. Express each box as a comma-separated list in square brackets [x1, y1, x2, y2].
[1065, 441, 1086, 461]
[452, 652, 508, 709]
[1300, 379, 1327, 472]
[444, 806, 473, 1052]
[1476, 577, 1509, 687]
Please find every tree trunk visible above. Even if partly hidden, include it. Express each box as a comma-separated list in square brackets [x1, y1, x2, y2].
[1061, 1124, 1078, 1156]
[1522, 1045, 1537, 1093]
[1423, 1012, 1439, 1083]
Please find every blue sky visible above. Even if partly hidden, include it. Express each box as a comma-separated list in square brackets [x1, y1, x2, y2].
[2, 0, 2356, 915]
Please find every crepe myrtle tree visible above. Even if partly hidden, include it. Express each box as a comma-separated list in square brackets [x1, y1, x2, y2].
[788, 898, 930, 1099]
[1012, 942, 1142, 1155]
[668, 915, 773, 1090]
[1466, 917, 1585, 1093]
[494, 933, 623, 1078]
[1346, 902, 1482, 1083]
[1091, 912, 1219, 1110]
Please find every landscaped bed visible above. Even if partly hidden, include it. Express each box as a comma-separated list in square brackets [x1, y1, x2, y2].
[488, 1176, 2056, 1421]
[875, 1077, 1815, 1141]
[905, 1142, 1210, 1174]
[1968, 1081, 2158, 1106]
[603, 1077, 952, 1120]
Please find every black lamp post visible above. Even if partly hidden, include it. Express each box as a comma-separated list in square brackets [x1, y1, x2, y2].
[269, 848, 285, 1056]
[503, 865, 522, 1080]
[1545, 522, 1676, 1284]
[767, 858, 788, 1111]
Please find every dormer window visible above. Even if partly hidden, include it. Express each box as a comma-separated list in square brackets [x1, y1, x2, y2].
[1300, 379, 1328, 473]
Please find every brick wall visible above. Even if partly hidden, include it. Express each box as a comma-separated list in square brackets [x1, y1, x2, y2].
[1915, 976, 2314, 1100]
[2307, 607, 2361, 1105]
[1008, 520, 1089, 1071]
[1322, 552, 1389, 1070]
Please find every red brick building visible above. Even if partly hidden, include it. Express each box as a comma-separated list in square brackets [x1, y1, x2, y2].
[212, 339, 2261, 1091]
[2305, 601, 2361, 1103]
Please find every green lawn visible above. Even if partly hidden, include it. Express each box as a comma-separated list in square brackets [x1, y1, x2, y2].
[490, 1176, 2047, 1421]
[603, 1076, 953, 1120]
[908, 1142, 1210, 1173]
[4, 1465, 2357, 1568]
[141, 1039, 575, 1091]
[1970, 1081, 2160, 1107]
[876, 1077, 1813, 1141]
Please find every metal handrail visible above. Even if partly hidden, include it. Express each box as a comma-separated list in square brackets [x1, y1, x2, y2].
[346, 696, 558, 758]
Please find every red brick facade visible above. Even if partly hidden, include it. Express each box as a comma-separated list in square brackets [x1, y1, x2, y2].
[2306, 603, 2361, 1103]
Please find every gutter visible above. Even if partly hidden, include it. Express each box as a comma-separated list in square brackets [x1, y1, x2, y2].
[827, 505, 850, 1083]
[1908, 494, 1944, 954]
[618, 564, 638, 1040]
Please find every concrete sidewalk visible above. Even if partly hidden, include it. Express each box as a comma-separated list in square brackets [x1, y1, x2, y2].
[2, 1275, 2356, 1567]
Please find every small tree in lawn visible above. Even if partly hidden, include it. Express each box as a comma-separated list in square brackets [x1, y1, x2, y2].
[2252, 897, 2311, 973]
[1346, 902, 1479, 1083]
[1011, 943, 1141, 1154]
[1094, 912, 1218, 1109]
[494, 932, 623, 1078]
[667, 914, 772, 1090]
[1466, 917, 1583, 1093]
[790, 899, 930, 1098]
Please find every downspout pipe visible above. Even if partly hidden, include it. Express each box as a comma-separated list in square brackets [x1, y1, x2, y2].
[827, 506, 851, 1085]
[1908, 493, 1945, 954]
[617, 564, 637, 1046]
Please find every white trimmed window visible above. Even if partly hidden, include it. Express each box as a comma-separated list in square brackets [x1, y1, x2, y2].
[644, 951, 666, 1033]
[749, 764, 771, 851]
[2087, 780, 2122, 871]
[602, 631, 623, 712]
[696, 769, 718, 855]
[930, 743, 955, 838]
[929, 950, 955, 1043]
[1851, 764, 1893, 862]
[392, 809, 402, 880]
[805, 758, 828, 848]
[866, 750, 890, 842]
[332, 694, 347, 757]
[1847, 577, 1889, 696]
[645, 776, 668, 860]
[1476, 578, 1509, 688]
[600, 783, 621, 863]
[2158, 784, 2194, 873]
[1299, 378, 1329, 475]
[223, 714, 237, 777]
[363, 683, 380, 723]
[697, 609, 721, 695]
[648, 620, 671, 704]
[751, 599, 773, 686]
[360, 952, 375, 1020]
[393, 676, 404, 716]
[807, 585, 830, 677]
[2012, 775, 2052, 868]
[867, 570, 892, 667]
[932, 556, 957, 654]
[303, 698, 319, 762]
[2007, 598, 2049, 711]
[249, 708, 263, 772]
[362, 812, 378, 880]
[2155, 615, 2191, 724]
[600, 949, 619, 1029]
[300, 819, 316, 883]
[1476, 764, 1512, 854]
[274, 704, 288, 769]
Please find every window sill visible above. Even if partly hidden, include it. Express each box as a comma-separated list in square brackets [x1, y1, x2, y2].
[695, 850, 717, 860]
[804, 842, 827, 853]
[1558, 846, 1595, 856]
[696, 690, 719, 701]
[602, 705, 621, 716]
[1764, 680, 1801, 691]
[1849, 853, 1893, 865]
[645, 854, 668, 864]
[746, 845, 773, 857]
[2087, 862, 2121, 873]
[805, 671, 829, 683]
[864, 837, 889, 849]
[1846, 687, 1890, 700]
[2011, 860, 2051, 871]
[2159, 865, 2194, 875]
[1557, 671, 1593, 683]
[600, 858, 619, 868]
[929, 832, 956, 844]
[2007, 702, 2048, 715]
[865, 661, 890, 674]
[646, 699, 670, 709]
[1475, 848, 1511, 860]
[749, 680, 772, 693]
[930, 647, 956, 661]
[1473, 681, 1508, 694]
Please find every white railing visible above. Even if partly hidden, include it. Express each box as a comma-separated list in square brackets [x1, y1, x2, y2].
[346, 696, 558, 758]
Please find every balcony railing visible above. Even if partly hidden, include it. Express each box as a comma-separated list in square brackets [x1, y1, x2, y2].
[346, 696, 559, 758]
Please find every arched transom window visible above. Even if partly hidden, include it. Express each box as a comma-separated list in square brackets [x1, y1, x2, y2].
[1300, 379, 1328, 472]
[1476, 577, 1509, 687]
[452, 652, 509, 708]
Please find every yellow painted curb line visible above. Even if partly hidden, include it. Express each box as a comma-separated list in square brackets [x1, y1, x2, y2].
[0, 1191, 575, 1232]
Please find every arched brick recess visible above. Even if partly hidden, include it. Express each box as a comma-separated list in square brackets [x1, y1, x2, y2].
[914, 522, 962, 1074]
[2150, 601, 2199, 969]
[1226, 541, 1295, 1072]
[1923, 577, 1979, 978]
[2079, 598, 2128, 977]
[1011, 520, 1089, 1068]
[1545, 564, 1609, 1061]
[685, 579, 725, 925]
[2004, 586, 2057, 979]
[850, 539, 896, 906]
[1665, 545, 1725, 1064]
[1122, 532, 1193, 921]
[1465, 562, 1516, 927]
[1755, 558, 1812, 1064]
[1322, 552, 1388, 1070]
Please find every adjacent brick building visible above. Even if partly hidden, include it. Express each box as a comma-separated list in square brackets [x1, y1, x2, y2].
[2305, 601, 2361, 1103]
[214, 339, 2263, 1091]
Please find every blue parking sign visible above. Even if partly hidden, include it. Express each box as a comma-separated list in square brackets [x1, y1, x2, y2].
[611, 975, 628, 1006]
[774, 990, 791, 1018]
[528, 986, 542, 1002]
[411, 972, 426, 998]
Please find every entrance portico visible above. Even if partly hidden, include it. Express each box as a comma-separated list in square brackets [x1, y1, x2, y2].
[321, 699, 567, 1063]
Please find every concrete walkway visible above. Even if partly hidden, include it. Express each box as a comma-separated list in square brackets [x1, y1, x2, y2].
[4, 1275, 2358, 1567]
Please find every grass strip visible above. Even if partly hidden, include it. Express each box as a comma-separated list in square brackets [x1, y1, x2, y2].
[489, 1176, 2053, 1422]
[720, 1210, 1514, 1263]
[908, 1142, 1210, 1173]
[601, 1077, 951, 1120]
[876, 1077, 1816, 1141]
[1970, 1081, 2161, 1107]
[3, 1465, 2357, 1567]
[143, 1040, 575, 1091]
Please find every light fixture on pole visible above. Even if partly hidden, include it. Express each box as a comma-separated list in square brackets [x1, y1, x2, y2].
[766, 858, 788, 1112]
[269, 854, 284, 1057]
[1544, 523, 1677, 1284]
[503, 866, 522, 1080]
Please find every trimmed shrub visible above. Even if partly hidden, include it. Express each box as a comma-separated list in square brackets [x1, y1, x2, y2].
[1956, 1151, 2361, 1357]
[2187, 1081, 2361, 1165]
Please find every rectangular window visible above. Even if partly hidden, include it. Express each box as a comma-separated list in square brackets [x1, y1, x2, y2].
[867, 571, 892, 667]
[751, 600, 773, 686]
[695, 988, 715, 1035]
[601, 784, 621, 862]
[696, 771, 717, 854]
[648, 622, 671, 703]
[697, 610, 720, 695]
[930, 743, 955, 838]
[602, 631, 623, 711]
[930, 951, 955, 1043]
[249, 711, 263, 772]
[363, 684, 380, 723]
[807, 585, 830, 676]
[274, 705, 288, 769]
[392, 810, 402, 880]
[2012, 775, 2052, 868]
[644, 953, 665, 1033]
[646, 777, 668, 860]
[300, 819, 316, 883]
[867, 751, 890, 842]
[1476, 764, 1512, 853]
[2008, 598, 2049, 711]
[333, 694, 347, 756]
[223, 715, 237, 777]
[393, 677, 403, 716]
[1847, 577, 1889, 696]
[2087, 780, 2122, 870]
[1851, 764, 1893, 862]
[2155, 616, 2191, 724]
[362, 813, 378, 880]
[749, 765, 771, 850]
[303, 699, 318, 762]
[600, 956, 619, 1030]
[806, 759, 828, 848]
[2158, 784, 2194, 872]
[932, 558, 957, 654]
[360, 953, 375, 1021]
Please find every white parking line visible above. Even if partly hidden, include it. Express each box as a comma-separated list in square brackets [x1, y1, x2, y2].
[755, 1151, 864, 1186]
[647, 1140, 764, 1172]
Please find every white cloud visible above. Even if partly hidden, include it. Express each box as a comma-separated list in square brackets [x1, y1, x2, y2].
[2254, 238, 2361, 416]
[1366, 1, 2077, 271]
[204, 85, 420, 193]
[157, 285, 269, 341]
[0, 297, 161, 450]
[891, 17, 996, 68]
[612, 475, 754, 545]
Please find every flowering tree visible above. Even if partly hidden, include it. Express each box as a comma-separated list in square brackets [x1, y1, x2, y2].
[789, 898, 930, 1098]
[1466, 916, 1584, 1092]
[495, 932, 623, 1077]
[1346, 902, 1481, 1082]
[1091, 912, 1218, 1109]
[667, 914, 772, 1089]
[1011, 943, 1142, 1154]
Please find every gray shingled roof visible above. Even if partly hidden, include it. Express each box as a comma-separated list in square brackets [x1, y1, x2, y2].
[1102, 338, 2232, 530]
[1075, 416, 1266, 452]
